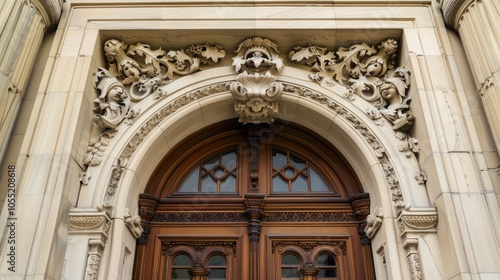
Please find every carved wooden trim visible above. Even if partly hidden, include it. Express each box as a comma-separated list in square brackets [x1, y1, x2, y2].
[272, 241, 346, 256]
[263, 212, 356, 222]
[152, 212, 247, 223]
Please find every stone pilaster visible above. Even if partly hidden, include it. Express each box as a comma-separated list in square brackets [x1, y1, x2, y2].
[397, 208, 438, 280]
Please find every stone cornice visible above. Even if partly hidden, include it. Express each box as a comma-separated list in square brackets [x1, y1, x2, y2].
[69, 0, 432, 7]
[32, 0, 64, 31]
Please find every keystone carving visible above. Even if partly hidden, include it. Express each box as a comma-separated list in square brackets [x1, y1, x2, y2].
[230, 37, 284, 124]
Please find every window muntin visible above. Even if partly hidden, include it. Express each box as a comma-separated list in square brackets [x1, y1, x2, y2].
[272, 149, 331, 193]
[281, 254, 301, 279]
[178, 150, 237, 193]
[207, 254, 227, 280]
[170, 254, 192, 280]
[316, 253, 337, 279]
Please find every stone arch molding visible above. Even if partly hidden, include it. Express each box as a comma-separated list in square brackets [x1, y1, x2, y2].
[71, 37, 437, 280]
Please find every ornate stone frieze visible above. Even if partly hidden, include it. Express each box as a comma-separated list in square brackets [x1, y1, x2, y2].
[289, 39, 416, 136]
[230, 37, 284, 124]
[84, 40, 226, 166]
[68, 207, 111, 237]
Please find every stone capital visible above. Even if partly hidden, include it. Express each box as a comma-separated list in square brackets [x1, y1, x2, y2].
[68, 207, 112, 242]
[32, 0, 64, 31]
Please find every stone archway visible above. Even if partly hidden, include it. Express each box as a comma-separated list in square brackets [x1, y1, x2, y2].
[66, 37, 437, 280]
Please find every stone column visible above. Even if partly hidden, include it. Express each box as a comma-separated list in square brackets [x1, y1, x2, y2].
[441, 0, 500, 153]
[0, 0, 62, 164]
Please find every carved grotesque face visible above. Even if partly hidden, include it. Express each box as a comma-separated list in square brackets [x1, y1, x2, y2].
[104, 39, 120, 56]
[366, 62, 383, 76]
[380, 82, 398, 100]
[107, 86, 125, 102]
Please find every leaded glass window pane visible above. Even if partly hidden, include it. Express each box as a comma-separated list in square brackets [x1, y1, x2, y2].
[177, 150, 237, 193]
[272, 149, 332, 193]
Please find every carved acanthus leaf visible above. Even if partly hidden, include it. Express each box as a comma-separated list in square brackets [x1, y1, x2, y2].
[290, 39, 414, 134]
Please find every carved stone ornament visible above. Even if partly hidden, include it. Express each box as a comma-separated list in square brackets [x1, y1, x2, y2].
[68, 208, 111, 237]
[289, 39, 415, 133]
[365, 208, 384, 239]
[83, 39, 226, 166]
[397, 208, 438, 236]
[230, 37, 284, 124]
[124, 208, 143, 239]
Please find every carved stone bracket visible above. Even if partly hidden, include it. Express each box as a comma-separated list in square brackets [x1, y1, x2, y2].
[365, 208, 384, 239]
[124, 208, 143, 239]
[84, 40, 226, 167]
[230, 37, 284, 124]
[397, 208, 438, 280]
[68, 205, 112, 280]
[397, 208, 438, 236]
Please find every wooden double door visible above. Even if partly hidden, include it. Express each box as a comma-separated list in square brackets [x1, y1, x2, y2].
[133, 121, 375, 279]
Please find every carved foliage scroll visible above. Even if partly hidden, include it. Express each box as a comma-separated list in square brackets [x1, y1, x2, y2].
[289, 39, 414, 133]
[83, 40, 226, 166]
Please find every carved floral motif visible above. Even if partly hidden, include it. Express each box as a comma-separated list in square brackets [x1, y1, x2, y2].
[84, 40, 226, 166]
[289, 39, 415, 133]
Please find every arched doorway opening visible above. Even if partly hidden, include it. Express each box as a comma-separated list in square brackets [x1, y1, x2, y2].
[133, 119, 376, 279]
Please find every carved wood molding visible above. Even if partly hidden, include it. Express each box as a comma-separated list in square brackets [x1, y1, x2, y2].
[272, 240, 346, 256]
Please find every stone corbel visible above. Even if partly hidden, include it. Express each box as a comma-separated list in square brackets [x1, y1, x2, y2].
[68, 206, 112, 240]
[124, 208, 143, 239]
[365, 207, 384, 239]
[230, 37, 284, 124]
[397, 207, 438, 237]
